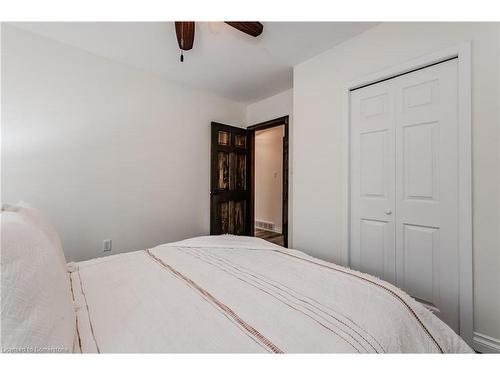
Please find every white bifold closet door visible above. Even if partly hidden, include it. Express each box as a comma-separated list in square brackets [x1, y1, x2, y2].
[350, 59, 459, 332]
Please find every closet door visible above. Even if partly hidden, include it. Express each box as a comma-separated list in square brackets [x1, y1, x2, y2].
[350, 58, 460, 332]
[394, 59, 459, 331]
[350, 81, 396, 284]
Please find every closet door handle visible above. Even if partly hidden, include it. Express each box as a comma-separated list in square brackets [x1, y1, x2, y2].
[385, 209, 392, 215]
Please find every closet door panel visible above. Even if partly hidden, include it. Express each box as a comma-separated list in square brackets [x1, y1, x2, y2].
[350, 83, 396, 284]
[394, 59, 459, 331]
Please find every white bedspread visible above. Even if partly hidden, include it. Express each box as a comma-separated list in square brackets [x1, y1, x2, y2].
[70, 235, 472, 353]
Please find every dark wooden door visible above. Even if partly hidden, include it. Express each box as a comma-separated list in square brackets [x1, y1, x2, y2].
[210, 122, 251, 235]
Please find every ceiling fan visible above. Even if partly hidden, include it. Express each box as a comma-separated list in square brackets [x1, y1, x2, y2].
[175, 22, 263, 62]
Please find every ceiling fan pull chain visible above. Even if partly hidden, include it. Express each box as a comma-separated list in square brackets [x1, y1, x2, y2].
[180, 26, 184, 62]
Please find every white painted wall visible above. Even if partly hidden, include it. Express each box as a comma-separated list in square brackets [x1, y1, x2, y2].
[255, 126, 284, 231]
[494, 23, 500, 351]
[292, 22, 500, 345]
[1, 25, 245, 262]
[246, 89, 293, 125]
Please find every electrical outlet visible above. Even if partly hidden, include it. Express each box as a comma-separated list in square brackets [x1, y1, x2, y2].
[103, 239, 112, 252]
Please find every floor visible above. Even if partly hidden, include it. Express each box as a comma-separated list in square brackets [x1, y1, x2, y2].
[255, 228, 284, 247]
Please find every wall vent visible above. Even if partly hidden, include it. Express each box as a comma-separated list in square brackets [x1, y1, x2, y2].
[255, 220, 275, 231]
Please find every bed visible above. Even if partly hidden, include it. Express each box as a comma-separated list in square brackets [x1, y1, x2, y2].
[2, 203, 472, 353]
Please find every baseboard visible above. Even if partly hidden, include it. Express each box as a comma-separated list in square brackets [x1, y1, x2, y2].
[473, 332, 500, 353]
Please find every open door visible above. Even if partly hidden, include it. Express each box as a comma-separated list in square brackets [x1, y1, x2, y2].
[247, 116, 289, 247]
[210, 122, 251, 235]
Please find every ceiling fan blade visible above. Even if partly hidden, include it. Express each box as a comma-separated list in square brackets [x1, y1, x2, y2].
[175, 22, 195, 50]
[225, 22, 263, 37]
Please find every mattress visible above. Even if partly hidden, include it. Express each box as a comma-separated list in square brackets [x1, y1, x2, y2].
[69, 235, 472, 353]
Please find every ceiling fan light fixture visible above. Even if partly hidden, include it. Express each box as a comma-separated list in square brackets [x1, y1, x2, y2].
[208, 21, 224, 34]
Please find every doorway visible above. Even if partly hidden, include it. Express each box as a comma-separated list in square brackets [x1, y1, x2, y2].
[248, 116, 289, 247]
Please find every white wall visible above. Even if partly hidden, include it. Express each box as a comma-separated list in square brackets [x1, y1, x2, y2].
[496, 24, 500, 350]
[246, 89, 293, 125]
[1, 25, 245, 262]
[292, 22, 500, 345]
[255, 126, 284, 231]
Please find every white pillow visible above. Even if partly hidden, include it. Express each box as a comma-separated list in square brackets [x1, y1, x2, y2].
[1, 211, 76, 353]
[2, 201, 67, 268]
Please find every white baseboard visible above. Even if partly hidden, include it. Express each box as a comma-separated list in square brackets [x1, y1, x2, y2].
[473, 332, 500, 353]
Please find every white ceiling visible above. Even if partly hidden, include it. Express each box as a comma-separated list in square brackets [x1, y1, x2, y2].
[11, 22, 378, 104]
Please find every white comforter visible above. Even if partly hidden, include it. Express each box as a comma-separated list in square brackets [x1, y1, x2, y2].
[70, 235, 472, 353]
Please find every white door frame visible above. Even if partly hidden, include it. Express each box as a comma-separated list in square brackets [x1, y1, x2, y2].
[341, 43, 473, 345]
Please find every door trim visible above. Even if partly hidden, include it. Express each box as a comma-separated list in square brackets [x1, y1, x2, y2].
[341, 43, 472, 345]
[248, 116, 289, 247]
